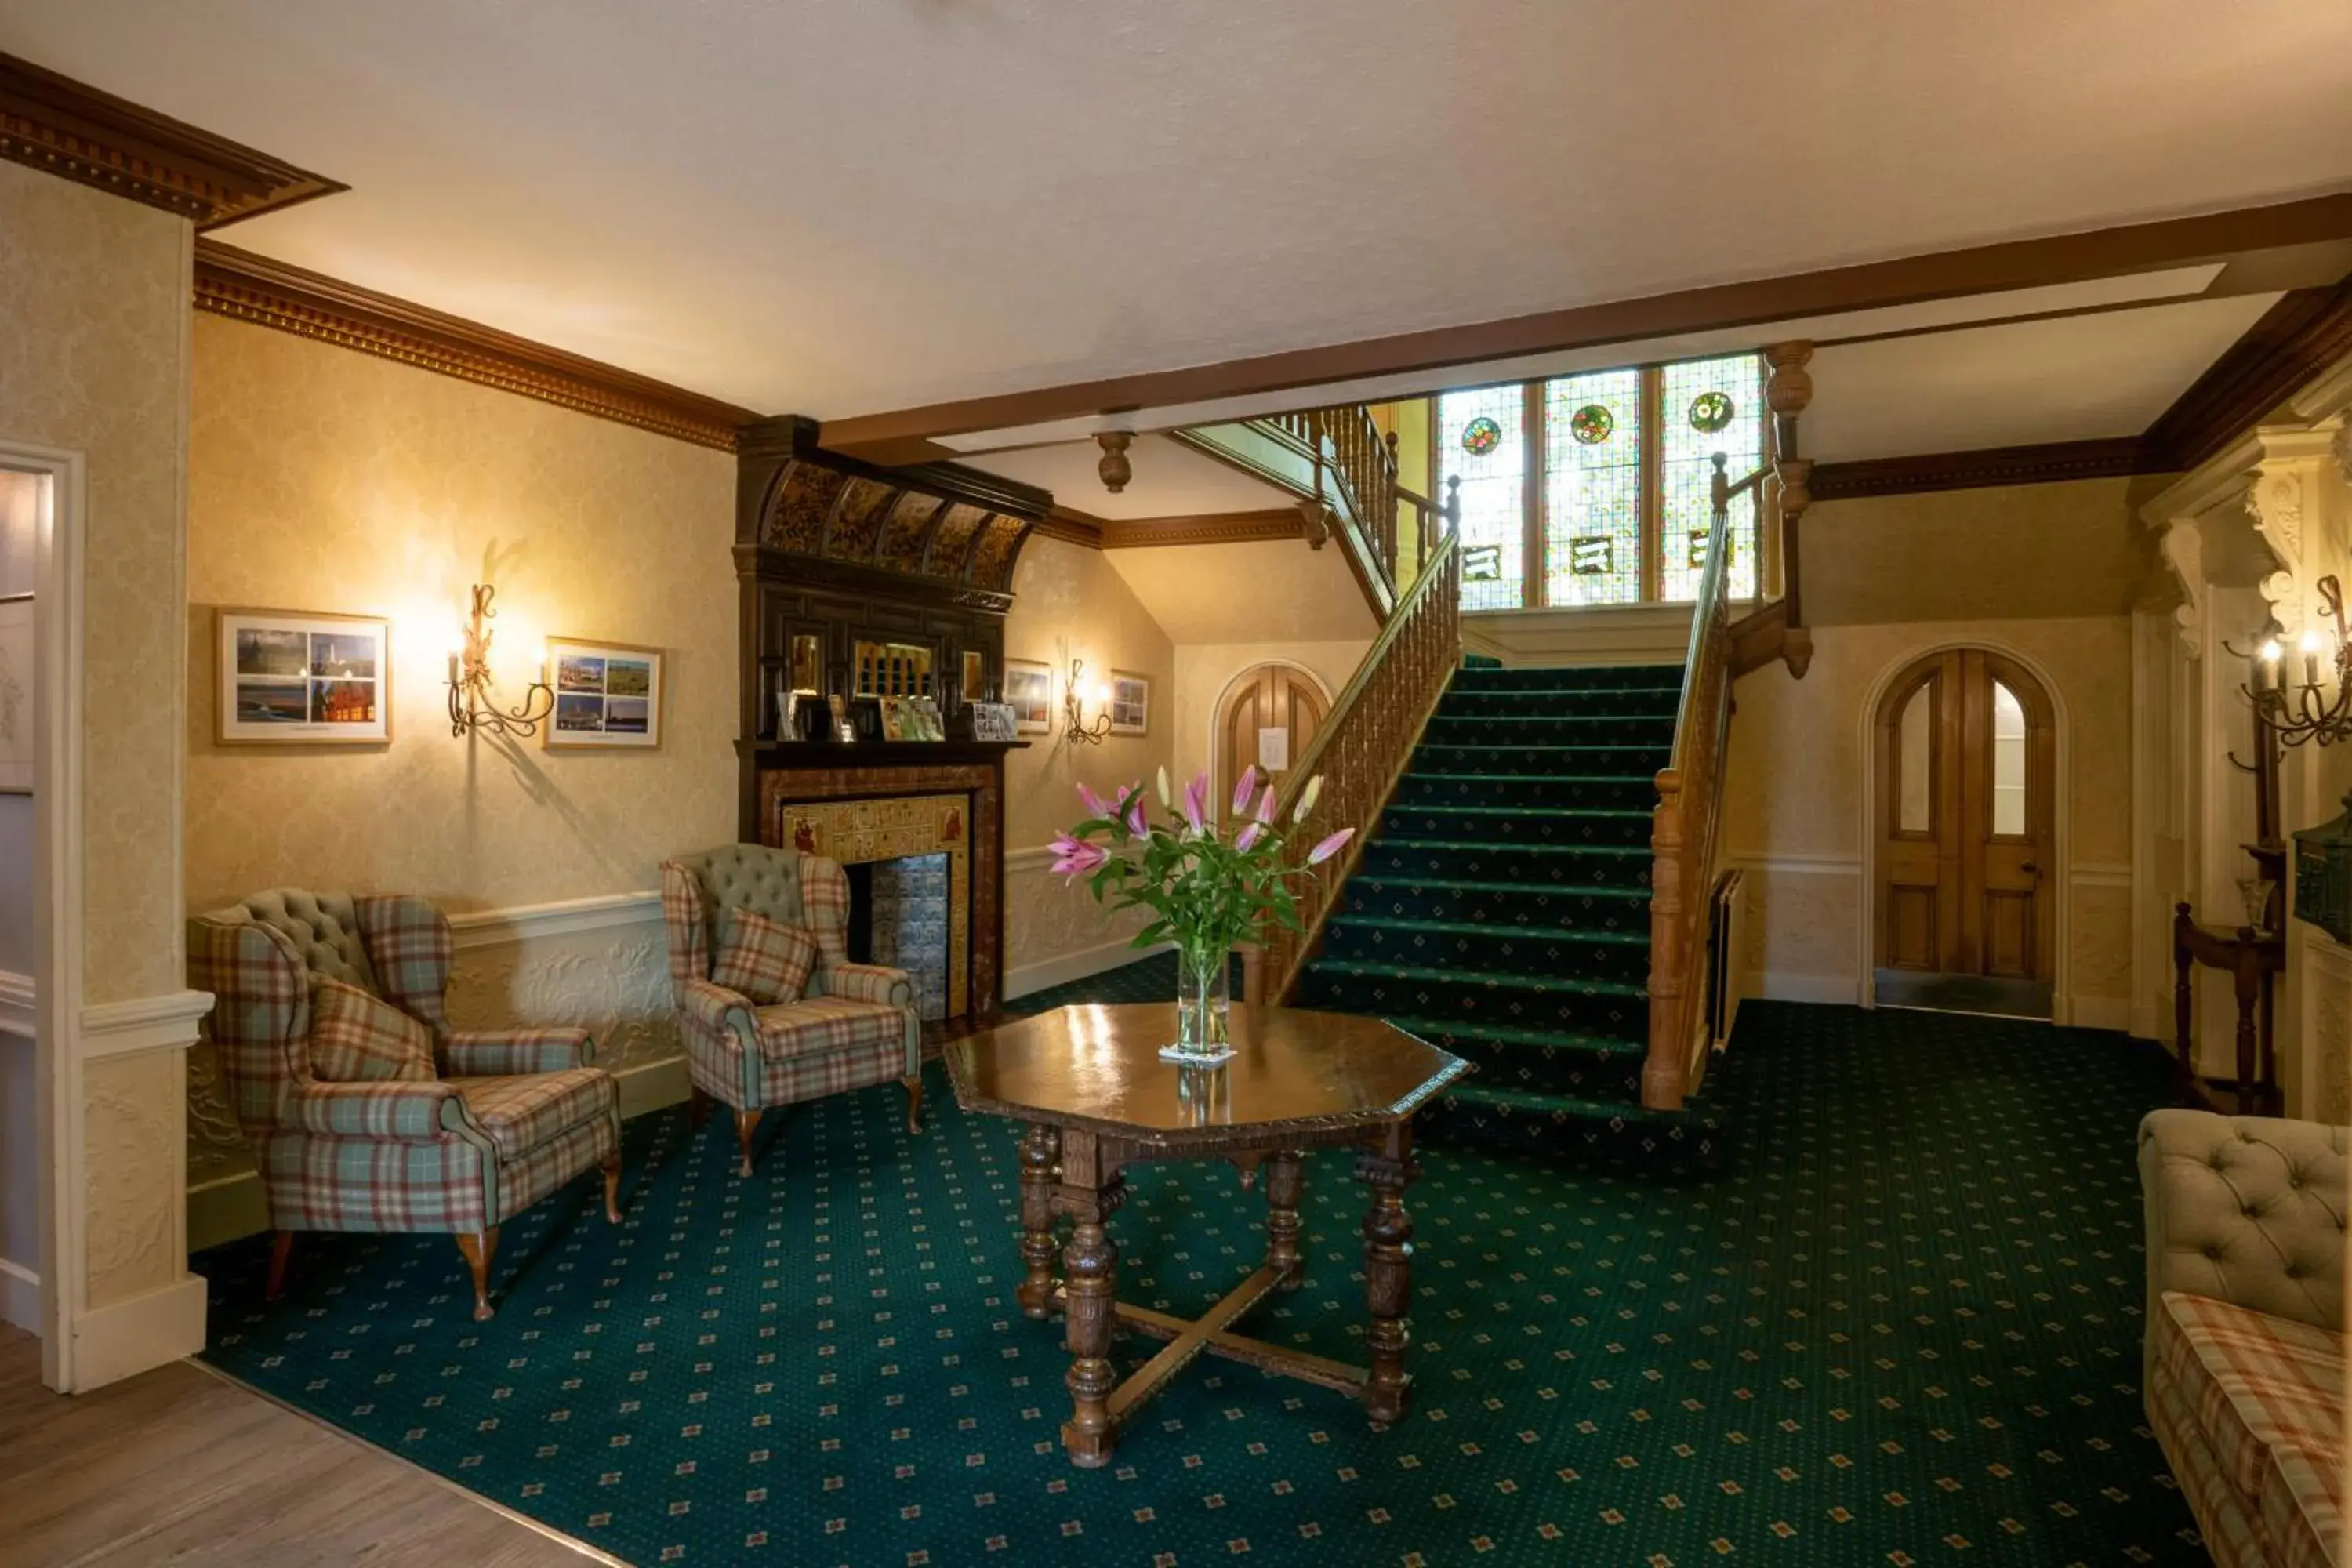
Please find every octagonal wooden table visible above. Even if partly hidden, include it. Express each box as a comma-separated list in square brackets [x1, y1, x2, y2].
[945, 1002, 1469, 1467]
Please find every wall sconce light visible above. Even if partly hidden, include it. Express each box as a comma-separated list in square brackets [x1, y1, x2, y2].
[2241, 575, 2351, 748]
[1063, 657, 1111, 746]
[446, 583, 555, 738]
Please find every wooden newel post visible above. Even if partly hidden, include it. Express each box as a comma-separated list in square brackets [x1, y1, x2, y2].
[1763, 341, 1816, 679]
[1644, 767, 1687, 1110]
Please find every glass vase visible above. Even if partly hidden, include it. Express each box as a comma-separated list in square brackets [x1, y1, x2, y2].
[1162, 943, 1235, 1065]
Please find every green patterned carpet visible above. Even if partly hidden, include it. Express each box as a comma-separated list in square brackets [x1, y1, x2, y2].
[195, 989, 2203, 1566]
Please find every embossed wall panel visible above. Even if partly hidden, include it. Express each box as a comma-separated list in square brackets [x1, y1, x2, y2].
[924, 503, 989, 578]
[769, 461, 847, 554]
[968, 514, 1029, 591]
[871, 491, 941, 568]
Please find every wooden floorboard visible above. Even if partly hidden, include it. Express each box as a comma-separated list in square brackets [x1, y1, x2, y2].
[0, 1326, 607, 1567]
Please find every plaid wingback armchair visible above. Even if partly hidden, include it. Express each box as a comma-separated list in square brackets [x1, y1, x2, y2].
[662, 846, 923, 1176]
[189, 889, 623, 1321]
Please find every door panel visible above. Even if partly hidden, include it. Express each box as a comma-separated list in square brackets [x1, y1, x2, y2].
[1218, 665, 1327, 821]
[1873, 649, 2054, 1018]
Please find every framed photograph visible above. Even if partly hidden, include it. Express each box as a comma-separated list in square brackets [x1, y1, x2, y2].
[969, 702, 1017, 742]
[1109, 670, 1150, 737]
[217, 608, 392, 745]
[1004, 658, 1052, 735]
[543, 637, 665, 750]
[0, 599, 30, 792]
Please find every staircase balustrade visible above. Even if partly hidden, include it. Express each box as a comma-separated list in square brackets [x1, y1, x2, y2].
[1643, 459, 1738, 1111]
[1260, 487, 1461, 1005]
[1171, 404, 1403, 615]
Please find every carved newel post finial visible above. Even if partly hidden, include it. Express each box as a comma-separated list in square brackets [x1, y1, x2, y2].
[1095, 431, 1133, 494]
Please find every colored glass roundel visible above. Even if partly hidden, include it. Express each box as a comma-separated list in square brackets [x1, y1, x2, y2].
[1688, 390, 1736, 434]
[1569, 403, 1614, 445]
[1460, 416, 1502, 456]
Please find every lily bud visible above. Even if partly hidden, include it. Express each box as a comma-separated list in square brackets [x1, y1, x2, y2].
[1292, 774, 1324, 823]
[1156, 765, 1172, 808]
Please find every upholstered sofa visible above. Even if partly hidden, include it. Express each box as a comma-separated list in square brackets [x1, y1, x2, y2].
[2140, 1109, 2347, 1567]
[191, 890, 622, 1321]
[661, 845, 924, 1176]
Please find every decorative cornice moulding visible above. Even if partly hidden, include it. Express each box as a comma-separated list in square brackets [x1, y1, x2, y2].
[1099, 508, 1306, 550]
[0, 51, 343, 228]
[2144, 276, 2352, 473]
[1809, 437, 2150, 503]
[194, 241, 759, 452]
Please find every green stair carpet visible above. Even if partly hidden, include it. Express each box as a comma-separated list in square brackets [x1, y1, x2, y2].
[192, 992, 2204, 1566]
[1292, 660, 1726, 1171]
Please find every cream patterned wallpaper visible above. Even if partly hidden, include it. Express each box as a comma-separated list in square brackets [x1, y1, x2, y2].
[185, 314, 739, 912]
[1725, 613, 2135, 1004]
[0, 161, 191, 1005]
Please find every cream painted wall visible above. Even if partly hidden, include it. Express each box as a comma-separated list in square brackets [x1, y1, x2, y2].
[1000, 536, 1175, 978]
[0, 158, 202, 1375]
[1723, 614, 2135, 1022]
[182, 315, 739, 1224]
[1170, 639, 1370, 794]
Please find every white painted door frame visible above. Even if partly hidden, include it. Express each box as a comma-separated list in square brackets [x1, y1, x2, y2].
[2, 440, 86, 1392]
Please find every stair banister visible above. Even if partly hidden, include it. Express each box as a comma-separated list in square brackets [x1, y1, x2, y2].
[1258, 479, 1462, 1005]
[1642, 458, 1739, 1111]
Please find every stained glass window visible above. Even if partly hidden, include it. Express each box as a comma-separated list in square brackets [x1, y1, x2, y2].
[1658, 354, 1764, 602]
[1543, 368, 1642, 607]
[1436, 385, 1526, 612]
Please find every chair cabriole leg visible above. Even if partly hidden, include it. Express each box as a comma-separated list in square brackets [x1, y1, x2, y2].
[902, 1073, 924, 1134]
[735, 1109, 760, 1178]
[265, 1230, 294, 1301]
[455, 1227, 499, 1322]
[601, 1152, 622, 1224]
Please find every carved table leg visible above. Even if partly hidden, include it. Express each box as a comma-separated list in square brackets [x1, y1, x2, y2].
[1017, 1123, 1062, 1321]
[1263, 1149, 1305, 1290]
[1356, 1131, 1420, 1425]
[1060, 1184, 1121, 1468]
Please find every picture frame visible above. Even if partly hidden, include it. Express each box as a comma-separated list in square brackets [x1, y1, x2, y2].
[968, 702, 1018, 742]
[960, 648, 985, 703]
[216, 608, 393, 746]
[1109, 670, 1150, 737]
[543, 637, 666, 750]
[1004, 658, 1052, 735]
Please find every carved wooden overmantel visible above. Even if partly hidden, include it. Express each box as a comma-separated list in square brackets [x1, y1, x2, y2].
[735, 417, 1053, 1022]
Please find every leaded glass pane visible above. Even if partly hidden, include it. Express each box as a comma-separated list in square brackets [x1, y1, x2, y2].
[1541, 368, 1642, 607]
[1991, 681, 2027, 837]
[1659, 354, 1764, 603]
[1437, 386, 1526, 611]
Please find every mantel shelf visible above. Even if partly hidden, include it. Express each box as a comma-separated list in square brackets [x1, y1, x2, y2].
[741, 738, 1033, 768]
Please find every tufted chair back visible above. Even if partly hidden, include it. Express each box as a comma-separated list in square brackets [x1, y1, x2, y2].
[189, 889, 460, 1135]
[2139, 1109, 2347, 1342]
[662, 845, 853, 1000]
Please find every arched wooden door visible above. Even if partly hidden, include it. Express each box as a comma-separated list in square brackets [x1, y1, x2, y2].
[1217, 663, 1327, 818]
[1872, 648, 2056, 1018]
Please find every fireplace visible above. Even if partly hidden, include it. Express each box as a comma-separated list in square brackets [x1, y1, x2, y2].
[847, 853, 951, 1022]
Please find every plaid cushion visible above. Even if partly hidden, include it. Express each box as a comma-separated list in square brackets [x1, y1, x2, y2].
[2156, 1291, 2347, 1508]
[660, 860, 710, 993]
[711, 908, 820, 1005]
[2263, 1439, 2344, 1568]
[2152, 1353, 2267, 1568]
[353, 895, 454, 1037]
[753, 995, 907, 1058]
[451, 1069, 616, 1161]
[307, 978, 437, 1083]
[442, 1028, 592, 1076]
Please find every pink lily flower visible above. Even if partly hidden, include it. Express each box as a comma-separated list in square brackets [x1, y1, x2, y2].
[1230, 765, 1260, 817]
[1181, 770, 1210, 834]
[1076, 781, 1112, 818]
[1253, 782, 1278, 823]
[1235, 819, 1264, 852]
[1124, 796, 1149, 837]
[1047, 833, 1109, 877]
[1306, 826, 1354, 866]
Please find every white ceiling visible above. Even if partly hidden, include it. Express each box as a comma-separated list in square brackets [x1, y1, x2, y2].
[963, 436, 1290, 521]
[1802, 293, 2281, 462]
[4, 0, 2347, 424]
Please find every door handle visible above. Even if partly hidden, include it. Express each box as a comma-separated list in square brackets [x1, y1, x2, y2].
[2020, 861, 2038, 874]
